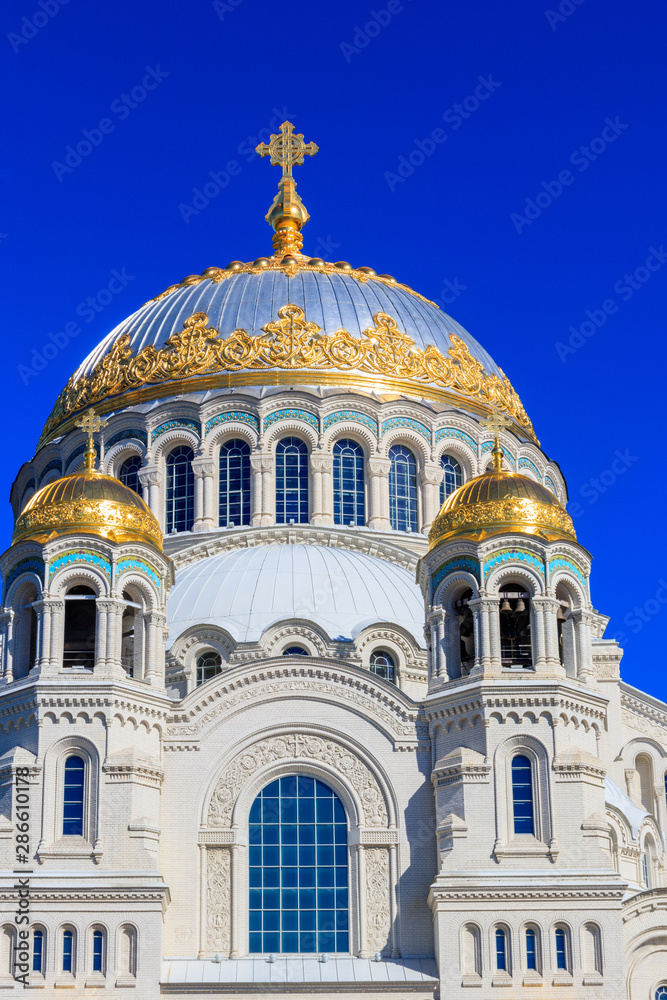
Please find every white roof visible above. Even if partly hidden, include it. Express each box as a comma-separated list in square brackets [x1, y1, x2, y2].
[161, 956, 438, 985]
[605, 776, 649, 838]
[167, 544, 425, 646]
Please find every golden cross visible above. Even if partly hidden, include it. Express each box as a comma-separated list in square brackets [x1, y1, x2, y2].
[256, 121, 319, 178]
[75, 407, 108, 471]
[481, 408, 512, 438]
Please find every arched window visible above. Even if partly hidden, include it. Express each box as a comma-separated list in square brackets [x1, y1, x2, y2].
[219, 439, 251, 527]
[388, 445, 417, 532]
[440, 453, 462, 505]
[370, 650, 395, 683]
[13, 581, 39, 678]
[643, 835, 657, 888]
[454, 588, 475, 676]
[120, 588, 144, 680]
[525, 927, 538, 972]
[656, 987, 667, 1000]
[333, 439, 365, 526]
[63, 585, 96, 670]
[495, 927, 508, 971]
[554, 927, 569, 971]
[582, 923, 602, 975]
[63, 755, 85, 836]
[0, 925, 14, 978]
[499, 585, 532, 668]
[119, 455, 143, 496]
[62, 928, 75, 973]
[32, 928, 44, 974]
[283, 646, 309, 656]
[196, 651, 223, 685]
[117, 925, 137, 980]
[276, 438, 309, 524]
[166, 445, 195, 533]
[92, 928, 105, 974]
[636, 754, 654, 813]
[249, 776, 349, 955]
[461, 923, 481, 977]
[511, 754, 534, 835]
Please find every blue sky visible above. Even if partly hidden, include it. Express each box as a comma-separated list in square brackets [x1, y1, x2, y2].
[2, 0, 665, 696]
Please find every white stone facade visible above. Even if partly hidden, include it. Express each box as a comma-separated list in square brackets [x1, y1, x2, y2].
[0, 385, 666, 1000]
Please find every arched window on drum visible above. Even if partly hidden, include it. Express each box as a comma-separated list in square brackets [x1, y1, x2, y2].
[249, 776, 349, 955]
[276, 438, 309, 524]
[219, 439, 251, 527]
[119, 455, 143, 496]
[439, 453, 462, 505]
[333, 439, 365, 526]
[166, 446, 195, 533]
[388, 445, 417, 532]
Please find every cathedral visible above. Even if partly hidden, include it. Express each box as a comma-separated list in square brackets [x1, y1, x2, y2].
[0, 122, 665, 999]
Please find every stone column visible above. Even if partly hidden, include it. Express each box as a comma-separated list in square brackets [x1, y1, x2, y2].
[97, 598, 126, 679]
[250, 454, 273, 526]
[192, 458, 216, 532]
[94, 601, 108, 672]
[573, 609, 595, 683]
[469, 596, 501, 674]
[367, 457, 391, 531]
[420, 463, 444, 534]
[144, 611, 166, 687]
[427, 607, 447, 683]
[533, 595, 563, 671]
[43, 598, 64, 674]
[310, 453, 333, 526]
[138, 466, 162, 527]
[0, 610, 14, 683]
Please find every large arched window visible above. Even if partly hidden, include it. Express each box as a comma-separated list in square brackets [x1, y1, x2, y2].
[511, 754, 534, 835]
[63, 755, 85, 836]
[249, 776, 349, 955]
[333, 439, 365, 526]
[388, 445, 417, 532]
[166, 446, 195, 533]
[118, 455, 143, 496]
[276, 438, 309, 524]
[440, 453, 463, 505]
[63, 585, 96, 670]
[219, 439, 251, 527]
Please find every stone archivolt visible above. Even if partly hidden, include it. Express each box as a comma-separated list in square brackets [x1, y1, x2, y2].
[41, 307, 536, 445]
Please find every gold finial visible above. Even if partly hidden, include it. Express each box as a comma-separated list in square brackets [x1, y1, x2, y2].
[256, 122, 319, 257]
[481, 408, 512, 473]
[75, 407, 108, 471]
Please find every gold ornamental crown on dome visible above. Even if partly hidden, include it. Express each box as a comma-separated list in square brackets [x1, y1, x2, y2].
[14, 409, 162, 550]
[37, 123, 538, 449]
[428, 415, 575, 549]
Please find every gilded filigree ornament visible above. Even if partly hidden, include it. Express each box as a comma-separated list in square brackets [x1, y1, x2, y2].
[41, 307, 536, 445]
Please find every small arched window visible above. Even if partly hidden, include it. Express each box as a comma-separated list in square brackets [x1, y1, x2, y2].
[62, 928, 75, 973]
[511, 754, 534, 835]
[656, 987, 667, 1000]
[582, 922, 602, 975]
[276, 437, 309, 524]
[554, 927, 569, 971]
[636, 754, 654, 813]
[283, 646, 309, 656]
[333, 439, 365, 526]
[63, 755, 85, 836]
[388, 445, 417, 532]
[525, 927, 538, 972]
[461, 923, 481, 977]
[0, 926, 14, 977]
[495, 927, 508, 971]
[117, 925, 137, 979]
[63, 585, 96, 670]
[643, 835, 656, 888]
[118, 455, 143, 496]
[32, 928, 44, 974]
[370, 650, 395, 683]
[196, 651, 223, 685]
[219, 439, 251, 527]
[166, 445, 195, 533]
[92, 928, 105, 974]
[440, 453, 462, 505]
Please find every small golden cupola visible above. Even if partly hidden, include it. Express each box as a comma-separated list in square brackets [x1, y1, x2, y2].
[428, 415, 576, 549]
[13, 409, 162, 550]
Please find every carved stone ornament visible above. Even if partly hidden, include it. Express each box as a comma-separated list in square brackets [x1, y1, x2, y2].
[41, 307, 536, 445]
[365, 847, 392, 955]
[206, 848, 231, 954]
[207, 732, 388, 828]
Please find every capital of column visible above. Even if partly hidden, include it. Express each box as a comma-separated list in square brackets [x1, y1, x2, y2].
[250, 454, 272, 473]
[138, 465, 161, 487]
[192, 458, 215, 478]
[420, 464, 444, 487]
[310, 453, 333, 473]
[367, 457, 390, 477]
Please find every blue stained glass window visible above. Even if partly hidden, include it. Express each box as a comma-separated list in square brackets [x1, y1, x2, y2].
[439, 454, 463, 505]
[119, 455, 143, 496]
[511, 754, 535, 835]
[388, 445, 417, 532]
[555, 927, 568, 970]
[219, 439, 251, 527]
[656, 987, 667, 1000]
[276, 438, 309, 524]
[92, 930, 103, 973]
[166, 446, 195, 533]
[63, 756, 85, 836]
[495, 928, 507, 971]
[525, 927, 537, 971]
[249, 776, 349, 954]
[333, 439, 365, 526]
[32, 930, 43, 973]
[62, 930, 73, 973]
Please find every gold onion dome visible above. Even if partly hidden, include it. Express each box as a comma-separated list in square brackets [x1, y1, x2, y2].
[428, 442, 576, 548]
[14, 409, 162, 550]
